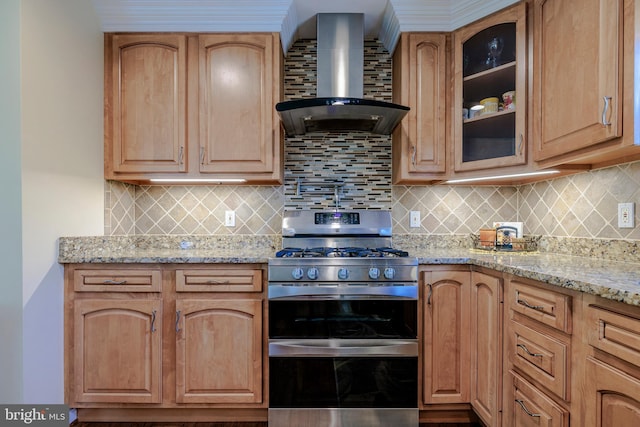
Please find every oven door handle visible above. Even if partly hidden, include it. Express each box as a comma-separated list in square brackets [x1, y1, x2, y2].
[268, 339, 418, 357]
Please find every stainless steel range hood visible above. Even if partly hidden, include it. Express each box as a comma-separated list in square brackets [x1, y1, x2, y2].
[276, 13, 409, 136]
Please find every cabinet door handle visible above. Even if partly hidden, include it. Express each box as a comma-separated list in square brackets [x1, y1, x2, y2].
[200, 146, 205, 165]
[103, 279, 127, 285]
[517, 343, 543, 357]
[411, 145, 417, 166]
[178, 146, 184, 164]
[151, 310, 157, 333]
[175, 310, 181, 333]
[602, 96, 612, 126]
[427, 283, 433, 305]
[518, 134, 524, 155]
[515, 399, 541, 418]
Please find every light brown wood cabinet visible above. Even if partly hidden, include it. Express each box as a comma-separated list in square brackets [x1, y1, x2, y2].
[421, 267, 471, 405]
[65, 264, 266, 422]
[392, 33, 449, 184]
[175, 299, 262, 404]
[584, 297, 640, 427]
[452, 3, 527, 174]
[532, 0, 640, 169]
[106, 34, 188, 175]
[503, 277, 575, 426]
[105, 33, 283, 184]
[73, 298, 163, 404]
[470, 270, 503, 427]
[532, 0, 622, 161]
[509, 370, 569, 427]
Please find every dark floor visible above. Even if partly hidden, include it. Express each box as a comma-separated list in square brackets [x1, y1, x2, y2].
[74, 423, 482, 427]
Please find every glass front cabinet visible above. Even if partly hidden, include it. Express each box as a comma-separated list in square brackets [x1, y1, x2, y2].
[453, 3, 527, 173]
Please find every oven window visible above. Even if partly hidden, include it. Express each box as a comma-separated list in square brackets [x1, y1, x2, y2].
[269, 357, 417, 408]
[268, 300, 417, 339]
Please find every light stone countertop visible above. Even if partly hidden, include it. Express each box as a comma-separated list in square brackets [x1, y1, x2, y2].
[58, 235, 640, 306]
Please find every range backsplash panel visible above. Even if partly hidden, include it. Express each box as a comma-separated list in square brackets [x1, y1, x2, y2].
[283, 39, 394, 210]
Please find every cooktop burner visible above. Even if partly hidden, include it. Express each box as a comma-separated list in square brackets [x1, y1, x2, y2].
[276, 247, 410, 258]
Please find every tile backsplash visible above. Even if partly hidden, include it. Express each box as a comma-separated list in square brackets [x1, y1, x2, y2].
[104, 38, 640, 242]
[105, 161, 640, 240]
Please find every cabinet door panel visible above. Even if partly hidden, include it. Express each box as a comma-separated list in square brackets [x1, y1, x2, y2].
[176, 299, 263, 403]
[586, 357, 640, 427]
[73, 299, 162, 403]
[453, 3, 527, 172]
[471, 271, 503, 427]
[110, 35, 187, 174]
[422, 270, 470, 404]
[533, 0, 622, 160]
[392, 33, 448, 183]
[199, 34, 277, 174]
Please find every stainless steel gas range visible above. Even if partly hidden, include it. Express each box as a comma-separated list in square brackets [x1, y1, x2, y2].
[267, 210, 419, 427]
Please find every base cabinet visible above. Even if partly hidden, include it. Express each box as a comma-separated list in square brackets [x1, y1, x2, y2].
[584, 297, 640, 427]
[421, 268, 471, 405]
[470, 270, 503, 427]
[510, 371, 569, 427]
[585, 358, 640, 427]
[73, 298, 163, 404]
[175, 299, 262, 404]
[65, 264, 266, 421]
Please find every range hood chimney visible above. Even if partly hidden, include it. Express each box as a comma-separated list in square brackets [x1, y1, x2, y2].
[276, 13, 409, 136]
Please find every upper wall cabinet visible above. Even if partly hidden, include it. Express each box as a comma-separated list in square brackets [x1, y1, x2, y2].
[532, 0, 640, 168]
[452, 3, 527, 173]
[106, 34, 188, 175]
[104, 33, 283, 184]
[198, 34, 280, 177]
[392, 33, 449, 184]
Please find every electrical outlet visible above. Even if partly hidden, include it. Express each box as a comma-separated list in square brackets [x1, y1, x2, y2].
[225, 210, 236, 227]
[410, 211, 421, 228]
[618, 203, 635, 228]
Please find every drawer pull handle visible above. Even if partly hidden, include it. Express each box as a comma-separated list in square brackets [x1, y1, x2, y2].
[206, 279, 231, 284]
[517, 298, 544, 311]
[150, 310, 157, 333]
[517, 343, 543, 357]
[103, 279, 127, 285]
[515, 399, 541, 418]
[175, 310, 181, 333]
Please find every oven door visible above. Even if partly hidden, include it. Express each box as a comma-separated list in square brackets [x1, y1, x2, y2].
[269, 339, 418, 427]
[268, 296, 418, 340]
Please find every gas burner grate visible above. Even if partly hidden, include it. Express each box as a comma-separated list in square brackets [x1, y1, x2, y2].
[275, 246, 409, 258]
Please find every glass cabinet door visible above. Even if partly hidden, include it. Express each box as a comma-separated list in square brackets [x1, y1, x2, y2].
[453, 4, 526, 172]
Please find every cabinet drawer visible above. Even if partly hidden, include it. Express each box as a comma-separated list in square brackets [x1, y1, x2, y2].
[587, 304, 640, 367]
[176, 268, 262, 292]
[74, 269, 161, 292]
[511, 321, 569, 401]
[510, 280, 571, 333]
[510, 371, 569, 427]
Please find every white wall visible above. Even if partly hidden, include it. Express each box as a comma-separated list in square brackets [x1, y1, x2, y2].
[0, 0, 24, 405]
[21, 0, 104, 403]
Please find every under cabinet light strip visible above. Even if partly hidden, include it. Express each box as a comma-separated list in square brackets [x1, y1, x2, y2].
[444, 170, 560, 184]
[149, 178, 247, 183]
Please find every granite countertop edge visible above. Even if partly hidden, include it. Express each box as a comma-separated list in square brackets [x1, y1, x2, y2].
[58, 237, 640, 307]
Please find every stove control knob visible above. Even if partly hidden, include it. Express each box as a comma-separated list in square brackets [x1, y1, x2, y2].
[368, 267, 381, 279]
[292, 267, 304, 280]
[337, 268, 349, 280]
[307, 267, 319, 280]
[383, 267, 396, 280]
